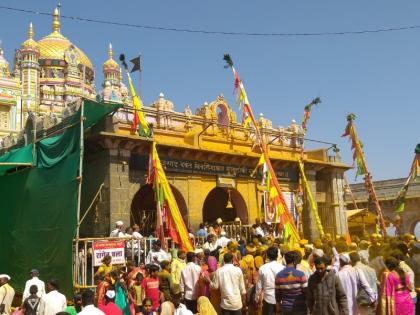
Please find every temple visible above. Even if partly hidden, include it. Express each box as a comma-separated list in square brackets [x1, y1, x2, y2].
[0, 7, 352, 241]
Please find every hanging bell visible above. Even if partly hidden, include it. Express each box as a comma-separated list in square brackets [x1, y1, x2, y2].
[226, 190, 233, 208]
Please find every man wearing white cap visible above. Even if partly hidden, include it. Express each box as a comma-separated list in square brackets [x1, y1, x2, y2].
[23, 269, 45, 300]
[337, 253, 376, 315]
[99, 290, 121, 315]
[110, 221, 125, 237]
[0, 275, 15, 315]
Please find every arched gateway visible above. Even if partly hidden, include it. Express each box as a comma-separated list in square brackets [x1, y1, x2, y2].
[131, 184, 188, 235]
[202, 187, 248, 224]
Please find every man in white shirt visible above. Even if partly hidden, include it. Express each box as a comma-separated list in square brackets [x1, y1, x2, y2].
[132, 224, 143, 239]
[255, 246, 284, 315]
[180, 252, 201, 313]
[78, 289, 105, 315]
[109, 221, 125, 237]
[38, 279, 66, 315]
[172, 291, 194, 315]
[202, 234, 217, 253]
[23, 269, 45, 300]
[146, 240, 171, 266]
[211, 252, 246, 315]
[0, 275, 15, 315]
[216, 231, 230, 249]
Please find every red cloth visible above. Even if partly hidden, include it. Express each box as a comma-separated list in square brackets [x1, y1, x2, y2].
[141, 277, 160, 310]
[99, 302, 123, 315]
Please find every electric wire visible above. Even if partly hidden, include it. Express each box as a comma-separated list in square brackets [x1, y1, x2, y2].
[1, 5, 420, 37]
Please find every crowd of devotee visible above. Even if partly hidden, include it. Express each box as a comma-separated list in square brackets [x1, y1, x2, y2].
[1, 218, 420, 315]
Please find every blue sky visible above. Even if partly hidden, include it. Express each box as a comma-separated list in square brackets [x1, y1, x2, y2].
[0, 1, 418, 182]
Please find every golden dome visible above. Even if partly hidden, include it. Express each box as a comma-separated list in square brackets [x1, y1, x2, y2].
[37, 8, 93, 70]
[21, 23, 39, 50]
[103, 43, 119, 71]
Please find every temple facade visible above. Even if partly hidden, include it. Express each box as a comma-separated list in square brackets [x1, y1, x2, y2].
[0, 7, 351, 241]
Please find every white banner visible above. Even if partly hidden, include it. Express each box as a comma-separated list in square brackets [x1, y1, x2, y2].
[92, 240, 125, 266]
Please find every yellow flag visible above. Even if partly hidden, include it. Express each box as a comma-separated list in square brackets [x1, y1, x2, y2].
[298, 159, 324, 236]
[126, 72, 150, 135]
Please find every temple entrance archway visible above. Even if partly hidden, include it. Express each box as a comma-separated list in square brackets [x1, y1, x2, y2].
[202, 187, 248, 224]
[131, 184, 188, 236]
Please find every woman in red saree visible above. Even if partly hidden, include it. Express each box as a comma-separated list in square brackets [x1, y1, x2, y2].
[377, 257, 414, 315]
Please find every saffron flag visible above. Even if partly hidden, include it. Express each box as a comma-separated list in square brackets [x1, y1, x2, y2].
[298, 159, 324, 236]
[254, 153, 300, 244]
[147, 142, 193, 252]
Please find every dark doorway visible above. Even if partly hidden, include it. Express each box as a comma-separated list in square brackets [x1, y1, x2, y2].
[202, 187, 248, 224]
[131, 184, 189, 236]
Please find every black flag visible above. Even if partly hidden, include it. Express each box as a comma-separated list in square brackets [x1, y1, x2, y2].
[130, 56, 141, 73]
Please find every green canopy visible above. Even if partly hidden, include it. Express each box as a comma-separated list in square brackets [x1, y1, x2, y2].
[0, 100, 120, 297]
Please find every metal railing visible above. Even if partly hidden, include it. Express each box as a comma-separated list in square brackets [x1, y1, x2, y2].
[73, 237, 176, 288]
[72, 223, 252, 289]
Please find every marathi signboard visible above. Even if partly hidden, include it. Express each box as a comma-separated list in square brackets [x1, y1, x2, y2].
[130, 154, 298, 182]
[92, 240, 125, 266]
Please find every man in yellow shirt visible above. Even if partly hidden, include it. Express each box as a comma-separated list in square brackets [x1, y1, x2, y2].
[171, 250, 186, 290]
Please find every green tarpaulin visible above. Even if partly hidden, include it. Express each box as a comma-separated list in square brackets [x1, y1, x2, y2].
[0, 100, 120, 297]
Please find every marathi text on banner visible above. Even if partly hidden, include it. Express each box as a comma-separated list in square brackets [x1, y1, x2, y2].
[92, 240, 125, 266]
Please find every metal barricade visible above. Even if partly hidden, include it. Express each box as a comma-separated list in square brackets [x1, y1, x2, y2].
[73, 237, 176, 289]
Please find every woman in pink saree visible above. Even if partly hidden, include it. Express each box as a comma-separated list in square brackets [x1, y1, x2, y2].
[377, 257, 414, 315]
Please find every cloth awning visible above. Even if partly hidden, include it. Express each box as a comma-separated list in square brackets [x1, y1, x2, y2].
[347, 209, 377, 228]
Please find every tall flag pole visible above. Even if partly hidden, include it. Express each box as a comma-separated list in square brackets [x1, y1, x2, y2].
[223, 54, 300, 244]
[147, 142, 194, 252]
[298, 97, 325, 237]
[394, 144, 420, 213]
[119, 54, 150, 137]
[342, 113, 387, 235]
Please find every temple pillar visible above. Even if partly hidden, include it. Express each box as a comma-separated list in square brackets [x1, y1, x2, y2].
[330, 170, 348, 236]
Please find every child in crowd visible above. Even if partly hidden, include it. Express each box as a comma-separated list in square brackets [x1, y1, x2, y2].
[130, 272, 144, 314]
[138, 298, 158, 315]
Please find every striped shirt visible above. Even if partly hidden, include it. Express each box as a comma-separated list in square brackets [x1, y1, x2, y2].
[275, 266, 307, 312]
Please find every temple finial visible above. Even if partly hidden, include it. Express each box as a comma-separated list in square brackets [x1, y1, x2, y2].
[108, 43, 113, 59]
[28, 23, 34, 39]
[52, 7, 60, 33]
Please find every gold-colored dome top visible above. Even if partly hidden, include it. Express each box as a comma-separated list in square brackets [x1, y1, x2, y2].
[37, 7, 94, 70]
[21, 23, 39, 50]
[0, 48, 11, 78]
[103, 43, 119, 70]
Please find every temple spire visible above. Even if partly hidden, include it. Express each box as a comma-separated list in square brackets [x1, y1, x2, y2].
[108, 43, 113, 59]
[52, 7, 60, 33]
[28, 23, 34, 39]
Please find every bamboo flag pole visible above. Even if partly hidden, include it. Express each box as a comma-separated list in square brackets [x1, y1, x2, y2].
[342, 114, 387, 235]
[223, 54, 299, 240]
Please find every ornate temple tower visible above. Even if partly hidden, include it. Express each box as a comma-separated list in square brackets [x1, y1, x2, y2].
[19, 23, 40, 124]
[0, 47, 20, 135]
[102, 43, 122, 102]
